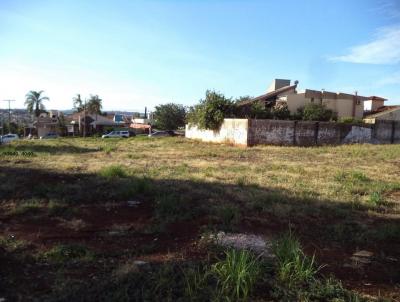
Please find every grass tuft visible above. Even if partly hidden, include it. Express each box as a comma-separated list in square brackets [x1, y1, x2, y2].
[99, 165, 127, 179]
[43, 244, 93, 263]
[273, 231, 323, 288]
[212, 249, 260, 301]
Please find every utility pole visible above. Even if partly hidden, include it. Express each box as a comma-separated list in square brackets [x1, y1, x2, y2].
[83, 98, 87, 137]
[2, 100, 15, 133]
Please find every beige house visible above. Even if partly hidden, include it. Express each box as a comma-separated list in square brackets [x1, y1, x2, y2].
[364, 106, 400, 123]
[34, 115, 60, 137]
[240, 79, 369, 119]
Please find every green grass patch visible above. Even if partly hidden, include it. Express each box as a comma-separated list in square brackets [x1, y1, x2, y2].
[42, 244, 94, 263]
[99, 165, 128, 179]
[273, 232, 323, 289]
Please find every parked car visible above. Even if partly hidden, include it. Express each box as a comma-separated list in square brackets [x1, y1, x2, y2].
[0, 133, 19, 144]
[102, 130, 130, 138]
[40, 133, 59, 139]
[148, 130, 176, 137]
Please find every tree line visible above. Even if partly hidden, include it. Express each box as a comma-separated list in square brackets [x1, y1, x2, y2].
[20, 89, 337, 132]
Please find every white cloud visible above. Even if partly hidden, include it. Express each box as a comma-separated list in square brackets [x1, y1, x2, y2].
[330, 25, 400, 64]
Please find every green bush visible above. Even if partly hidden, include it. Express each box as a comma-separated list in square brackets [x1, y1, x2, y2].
[187, 90, 235, 130]
[272, 102, 291, 120]
[298, 103, 336, 121]
[338, 117, 364, 124]
[249, 101, 272, 119]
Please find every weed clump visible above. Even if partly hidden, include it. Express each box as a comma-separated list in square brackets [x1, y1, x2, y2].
[212, 249, 260, 301]
[99, 165, 127, 179]
[273, 231, 322, 289]
[43, 244, 93, 263]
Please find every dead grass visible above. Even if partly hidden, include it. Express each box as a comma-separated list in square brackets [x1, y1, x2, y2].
[1, 137, 399, 300]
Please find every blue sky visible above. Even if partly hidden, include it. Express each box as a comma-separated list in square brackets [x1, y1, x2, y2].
[0, 0, 399, 111]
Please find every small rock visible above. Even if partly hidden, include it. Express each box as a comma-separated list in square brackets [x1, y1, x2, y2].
[353, 250, 373, 258]
[133, 260, 148, 266]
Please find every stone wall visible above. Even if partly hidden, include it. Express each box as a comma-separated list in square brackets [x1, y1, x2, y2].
[185, 119, 399, 146]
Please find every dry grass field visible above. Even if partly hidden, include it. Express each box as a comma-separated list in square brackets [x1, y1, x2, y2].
[1, 137, 399, 301]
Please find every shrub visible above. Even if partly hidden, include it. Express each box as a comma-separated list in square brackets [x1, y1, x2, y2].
[338, 117, 364, 124]
[187, 90, 235, 130]
[272, 102, 291, 120]
[251, 102, 272, 119]
[99, 165, 127, 179]
[212, 249, 260, 301]
[298, 103, 336, 121]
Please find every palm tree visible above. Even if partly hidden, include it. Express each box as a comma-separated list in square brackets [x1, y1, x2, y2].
[73, 94, 84, 112]
[87, 95, 103, 120]
[25, 90, 49, 117]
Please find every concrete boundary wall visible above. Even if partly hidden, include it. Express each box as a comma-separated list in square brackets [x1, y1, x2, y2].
[185, 119, 249, 146]
[185, 119, 399, 146]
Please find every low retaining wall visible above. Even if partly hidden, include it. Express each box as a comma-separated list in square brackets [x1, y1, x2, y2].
[185, 119, 399, 146]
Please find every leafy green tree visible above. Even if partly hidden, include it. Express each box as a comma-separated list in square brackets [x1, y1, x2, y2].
[25, 90, 49, 117]
[153, 103, 186, 130]
[234, 96, 252, 104]
[300, 103, 335, 121]
[187, 90, 234, 130]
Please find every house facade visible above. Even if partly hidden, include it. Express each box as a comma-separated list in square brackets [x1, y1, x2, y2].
[240, 79, 368, 119]
[34, 111, 63, 137]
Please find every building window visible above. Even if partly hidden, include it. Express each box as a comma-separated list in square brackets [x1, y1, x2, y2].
[310, 98, 314, 103]
[320, 98, 323, 104]
[356, 99, 361, 105]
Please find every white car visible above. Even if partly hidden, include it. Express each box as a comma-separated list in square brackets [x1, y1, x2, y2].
[0, 133, 19, 144]
[102, 130, 130, 138]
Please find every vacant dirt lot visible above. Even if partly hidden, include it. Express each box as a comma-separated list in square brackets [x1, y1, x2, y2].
[1, 137, 399, 301]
